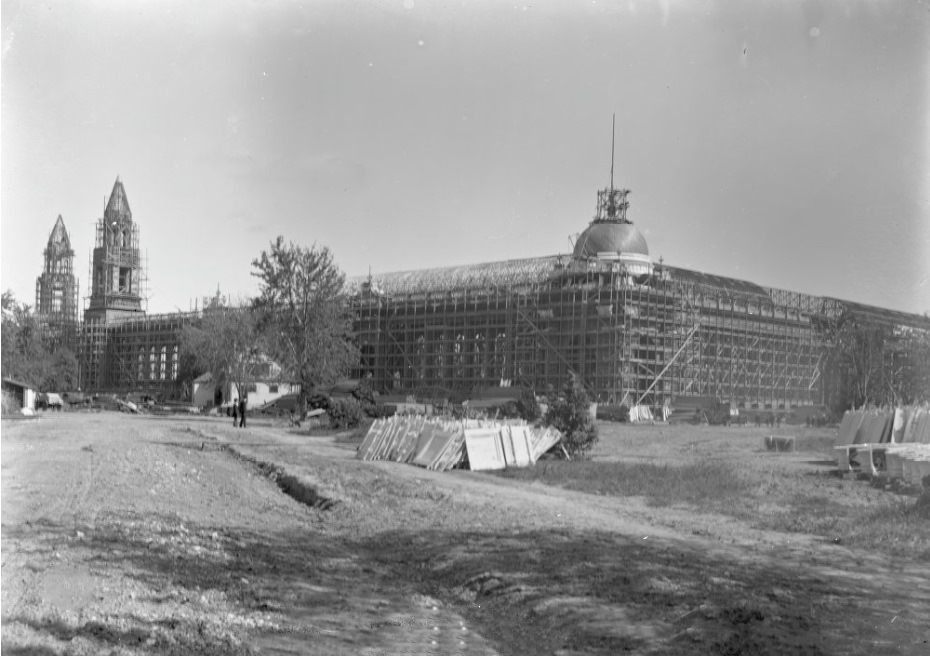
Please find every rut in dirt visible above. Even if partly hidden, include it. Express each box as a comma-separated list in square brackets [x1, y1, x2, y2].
[175, 429, 340, 512]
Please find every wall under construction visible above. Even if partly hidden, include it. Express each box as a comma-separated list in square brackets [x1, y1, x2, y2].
[350, 256, 929, 411]
[89, 313, 188, 395]
[78, 253, 928, 406]
[55, 177, 927, 408]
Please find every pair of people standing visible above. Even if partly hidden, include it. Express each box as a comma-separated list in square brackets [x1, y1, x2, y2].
[231, 396, 247, 428]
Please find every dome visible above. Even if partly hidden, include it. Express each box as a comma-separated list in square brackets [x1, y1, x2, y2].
[573, 222, 649, 259]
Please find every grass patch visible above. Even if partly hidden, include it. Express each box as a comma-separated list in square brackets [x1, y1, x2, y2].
[761, 488, 930, 559]
[842, 494, 930, 558]
[332, 420, 372, 444]
[497, 456, 930, 560]
[761, 494, 846, 536]
[496, 459, 750, 509]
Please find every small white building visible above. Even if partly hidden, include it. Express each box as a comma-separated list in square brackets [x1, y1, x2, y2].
[2, 377, 38, 413]
[191, 372, 300, 409]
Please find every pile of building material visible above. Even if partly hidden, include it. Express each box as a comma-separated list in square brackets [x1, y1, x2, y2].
[357, 417, 562, 471]
[834, 406, 930, 480]
[628, 405, 654, 423]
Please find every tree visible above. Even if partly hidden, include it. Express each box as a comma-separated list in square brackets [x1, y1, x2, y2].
[42, 347, 80, 391]
[543, 374, 599, 458]
[893, 328, 930, 404]
[179, 304, 261, 404]
[251, 237, 359, 416]
[825, 313, 930, 411]
[825, 316, 890, 411]
[175, 349, 207, 402]
[1, 290, 77, 390]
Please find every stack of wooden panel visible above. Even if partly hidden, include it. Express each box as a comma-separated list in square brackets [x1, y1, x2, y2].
[834, 406, 930, 477]
[357, 416, 563, 471]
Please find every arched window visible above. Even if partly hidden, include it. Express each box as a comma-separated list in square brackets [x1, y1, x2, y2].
[494, 332, 507, 379]
[454, 334, 465, 380]
[415, 335, 426, 381]
[171, 345, 179, 380]
[474, 333, 486, 380]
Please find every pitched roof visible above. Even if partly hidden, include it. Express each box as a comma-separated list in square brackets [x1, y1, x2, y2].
[347, 255, 564, 295]
[104, 176, 132, 223]
[2, 377, 36, 390]
[47, 214, 72, 249]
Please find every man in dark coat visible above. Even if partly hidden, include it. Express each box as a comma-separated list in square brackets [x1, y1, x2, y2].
[232, 398, 238, 426]
[239, 396, 247, 428]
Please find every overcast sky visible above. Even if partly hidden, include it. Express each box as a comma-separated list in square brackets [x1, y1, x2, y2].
[2, 0, 928, 315]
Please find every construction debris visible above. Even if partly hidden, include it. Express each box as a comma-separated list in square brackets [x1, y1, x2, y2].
[357, 417, 562, 471]
[628, 405, 654, 423]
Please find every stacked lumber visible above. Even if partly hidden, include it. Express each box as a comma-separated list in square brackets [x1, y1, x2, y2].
[834, 406, 930, 478]
[357, 416, 563, 471]
[834, 407, 930, 448]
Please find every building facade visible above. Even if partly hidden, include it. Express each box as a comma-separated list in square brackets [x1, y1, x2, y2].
[73, 178, 184, 394]
[350, 185, 930, 412]
[39, 176, 929, 411]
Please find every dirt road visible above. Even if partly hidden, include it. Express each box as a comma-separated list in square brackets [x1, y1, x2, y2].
[3, 414, 929, 655]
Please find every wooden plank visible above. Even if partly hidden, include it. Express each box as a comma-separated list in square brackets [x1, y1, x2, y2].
[465, 428, 506, 471]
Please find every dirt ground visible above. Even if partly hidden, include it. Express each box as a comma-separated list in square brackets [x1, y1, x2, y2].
[2, 413, 929, 655]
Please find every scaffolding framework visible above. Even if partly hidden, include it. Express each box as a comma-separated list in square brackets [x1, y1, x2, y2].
[80, 178, 149, 390]
[36, 216, 81, 349]
[85, 222, 148, 315]
[350, 257, 930, 410]
[95, 312, 189, 395]
[51, 175, 927, 406]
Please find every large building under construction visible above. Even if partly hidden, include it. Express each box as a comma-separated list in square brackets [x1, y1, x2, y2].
[349, 183, 929, 412]
[36, 175, 930, 410]
[34, 179, 189, 396]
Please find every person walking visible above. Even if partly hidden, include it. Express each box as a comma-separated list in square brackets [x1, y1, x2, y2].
[238, 396, 247, 428]
[232, 397, 238, 427]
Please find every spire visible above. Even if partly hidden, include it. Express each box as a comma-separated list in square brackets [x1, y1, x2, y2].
[104, 176, 132, 223]
[47, 214, 71, 248]
[594, 116, 631, 224]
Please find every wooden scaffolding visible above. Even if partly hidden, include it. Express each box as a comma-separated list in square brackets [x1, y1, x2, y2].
[350, 256, 877, 411]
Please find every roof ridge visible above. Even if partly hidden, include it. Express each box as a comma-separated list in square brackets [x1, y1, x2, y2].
[104, 177, 132, 222]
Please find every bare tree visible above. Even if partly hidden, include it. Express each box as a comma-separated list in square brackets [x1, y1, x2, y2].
[179, 304, 260, 404]
[825, 314, 930, 410]
[894, 327, 930, 404]
[251, 237, 359, 417]
[827, 316, 887, 409]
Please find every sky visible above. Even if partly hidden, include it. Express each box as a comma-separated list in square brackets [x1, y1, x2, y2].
[2, 0, 929, 315]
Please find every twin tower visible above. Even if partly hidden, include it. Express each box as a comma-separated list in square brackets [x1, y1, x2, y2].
[36, 177, 145, 332]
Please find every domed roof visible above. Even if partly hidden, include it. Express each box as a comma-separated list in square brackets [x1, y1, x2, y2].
[573, 221, 649, 259]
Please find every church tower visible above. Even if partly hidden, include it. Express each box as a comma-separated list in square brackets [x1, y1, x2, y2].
[81, 177, 147, 390]
[35, 214, 80, 344]
[84, 177, 146, 324]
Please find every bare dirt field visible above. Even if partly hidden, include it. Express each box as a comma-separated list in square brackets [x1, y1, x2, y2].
[2, 413, 929, 655]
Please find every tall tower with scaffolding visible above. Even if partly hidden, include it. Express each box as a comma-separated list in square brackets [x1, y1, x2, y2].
[84, 177, 146, 322]
[35, 214, 80, 347]
[82, 177, 148, 389]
